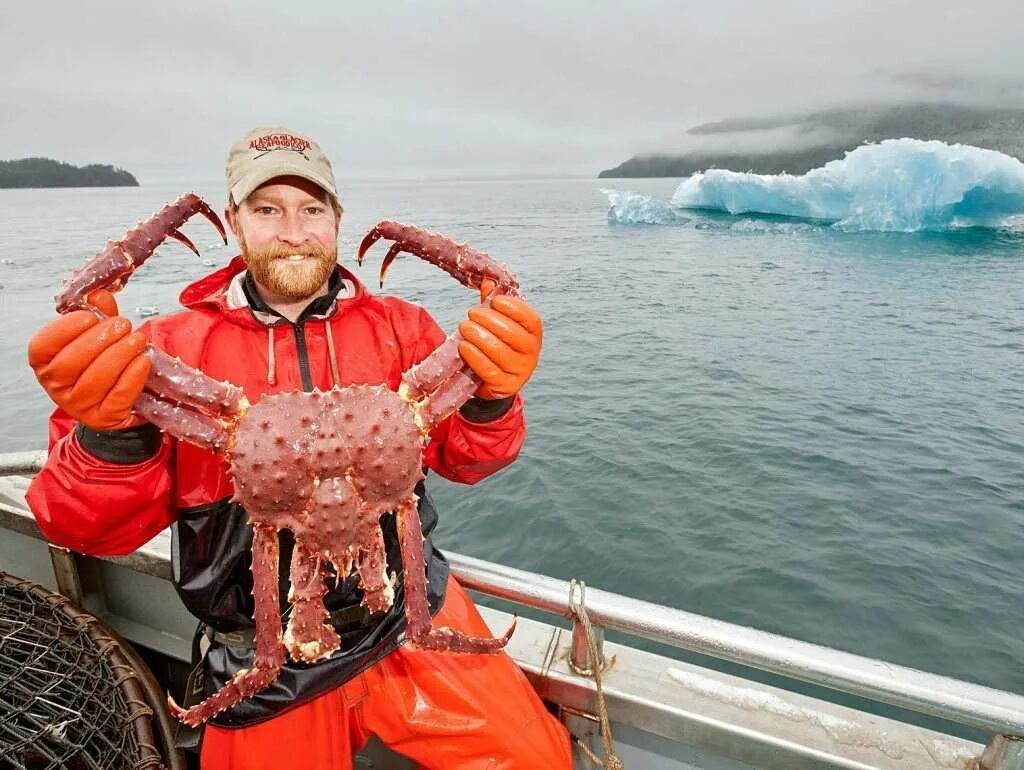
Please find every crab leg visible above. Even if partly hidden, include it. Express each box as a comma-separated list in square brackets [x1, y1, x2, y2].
[396, 498, 514, 653]
[109, 351, 248, 455]
[283, 543, 340, 664]
[411, 366, 480, 434]
[356, 522, 395, 614]
[400, 337, 469, 402]
[134, 393, 235, 454]
[169, 523, 286, 727]
[126, 352, 248, 453]
[143, 347, 247, 419]
[55, 192, 226, 313]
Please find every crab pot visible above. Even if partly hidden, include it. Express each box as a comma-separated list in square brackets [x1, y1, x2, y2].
[0, 571, 185, 770]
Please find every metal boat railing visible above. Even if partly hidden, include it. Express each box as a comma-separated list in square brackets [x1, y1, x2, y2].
[2, 450, 1022, 764]
[449, 552, 1024, 736]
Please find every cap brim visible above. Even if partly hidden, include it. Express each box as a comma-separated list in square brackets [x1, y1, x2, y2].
[230, 162, 338, 207]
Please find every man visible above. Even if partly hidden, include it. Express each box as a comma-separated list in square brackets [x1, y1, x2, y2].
[26, 127, 571, 769]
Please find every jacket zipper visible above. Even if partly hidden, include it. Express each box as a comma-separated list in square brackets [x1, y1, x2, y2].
[292, 321, 314, 392]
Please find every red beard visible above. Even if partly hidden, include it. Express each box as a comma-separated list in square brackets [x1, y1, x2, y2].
[242, 240, 338, 301]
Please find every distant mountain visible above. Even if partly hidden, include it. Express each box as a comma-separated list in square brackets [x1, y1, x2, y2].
[599, 103, 1024, 178]
[0, 157, 139, 188]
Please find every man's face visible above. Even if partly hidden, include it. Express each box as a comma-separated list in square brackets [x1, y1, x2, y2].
[227, 176, 340, 301]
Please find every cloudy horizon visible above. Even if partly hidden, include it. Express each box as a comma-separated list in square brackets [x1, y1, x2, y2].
[3, 0, 1023, 184]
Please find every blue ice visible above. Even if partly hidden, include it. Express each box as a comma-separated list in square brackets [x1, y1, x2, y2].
[604, 139, 1024, 232]
[600, 189, 690, 225]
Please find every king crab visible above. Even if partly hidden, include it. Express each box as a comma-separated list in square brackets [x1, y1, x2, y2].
[55, 194, 518, 725]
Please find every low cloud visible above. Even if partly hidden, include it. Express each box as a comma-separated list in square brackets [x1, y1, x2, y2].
[2, 0, 1024, 179]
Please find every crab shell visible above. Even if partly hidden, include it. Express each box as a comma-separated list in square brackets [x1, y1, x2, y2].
[230, 386, 423, 615]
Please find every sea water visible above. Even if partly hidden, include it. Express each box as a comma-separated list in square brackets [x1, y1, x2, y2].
[0, 156, 1021, 698]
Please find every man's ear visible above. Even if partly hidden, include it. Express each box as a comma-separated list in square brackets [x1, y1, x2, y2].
[224, 205, 242, 243]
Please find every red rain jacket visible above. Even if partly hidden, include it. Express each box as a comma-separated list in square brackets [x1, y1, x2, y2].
[25, 257, 526, 725]
[28, 256, 525, 554]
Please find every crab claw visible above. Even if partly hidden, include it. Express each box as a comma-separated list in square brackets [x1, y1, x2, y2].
[411, 617, 518, 653]
[56, 193, 227, 312]
[196, 198, 229, 246]
[357, 223, 417, 287]
[166, 694, 189, 724]
[168, 228, 200, 257]
[379, 242, 404, 288]
[356, 220, 520, 297]
[356, 225, 383, 267]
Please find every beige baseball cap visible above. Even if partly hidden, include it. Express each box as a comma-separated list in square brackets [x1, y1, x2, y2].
[226, 126, 339, 207]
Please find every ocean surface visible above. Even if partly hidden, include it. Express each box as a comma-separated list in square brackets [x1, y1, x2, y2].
[0, 173, 1021, 703]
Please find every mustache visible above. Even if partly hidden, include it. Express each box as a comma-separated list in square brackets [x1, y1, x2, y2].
[244, 242, 333, 262]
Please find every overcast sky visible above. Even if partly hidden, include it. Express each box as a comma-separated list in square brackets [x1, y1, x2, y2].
[2, 0, 1023, 182]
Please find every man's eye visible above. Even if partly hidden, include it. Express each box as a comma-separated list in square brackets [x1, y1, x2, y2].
[257, 206, 276, 215]
[306, 207, 324, 215]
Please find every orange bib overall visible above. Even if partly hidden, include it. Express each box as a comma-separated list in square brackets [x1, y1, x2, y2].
[200, 579, 572, 770]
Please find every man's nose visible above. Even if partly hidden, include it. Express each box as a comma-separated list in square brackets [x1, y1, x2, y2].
[277, 212, 308, 246]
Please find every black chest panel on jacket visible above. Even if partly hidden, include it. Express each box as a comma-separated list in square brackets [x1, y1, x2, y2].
[170, 480, 449, 727]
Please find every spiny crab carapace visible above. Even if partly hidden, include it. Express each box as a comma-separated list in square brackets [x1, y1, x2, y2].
[54, 194, 519, 726]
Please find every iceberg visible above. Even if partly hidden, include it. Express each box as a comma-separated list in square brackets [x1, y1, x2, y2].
[605, 139, 1024, 232]
[600, 188, 691, 225]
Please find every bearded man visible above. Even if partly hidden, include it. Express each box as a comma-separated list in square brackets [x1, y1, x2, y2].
[26, 127, 571, 769]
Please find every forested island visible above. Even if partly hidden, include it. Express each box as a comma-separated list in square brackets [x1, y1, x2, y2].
[0, 158, 139, 188]
[599, 103, 1024, 177]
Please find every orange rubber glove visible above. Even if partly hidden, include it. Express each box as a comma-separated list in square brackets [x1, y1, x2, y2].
[27, 290, 151, 430]
[458, 281, 543, 400]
